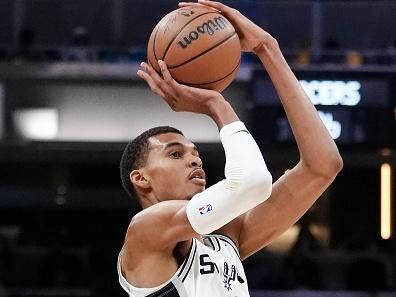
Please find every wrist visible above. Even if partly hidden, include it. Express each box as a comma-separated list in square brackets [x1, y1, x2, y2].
[252, 33, 277, 55]
[207, 98, 239, 130]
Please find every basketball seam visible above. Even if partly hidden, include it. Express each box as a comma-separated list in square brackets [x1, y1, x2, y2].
[162, 11, 219, 61]
[167, 32, 238, 69]
[152, 25, 161, 62]
[176, 59, 240, 86]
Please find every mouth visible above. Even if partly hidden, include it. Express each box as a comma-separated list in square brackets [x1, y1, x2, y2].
[189, 168, 206, 186]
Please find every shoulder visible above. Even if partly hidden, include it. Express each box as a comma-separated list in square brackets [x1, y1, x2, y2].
[123, 199, 198, 258]
[120, 201, 189, 284]
[126, 200, 188, 246]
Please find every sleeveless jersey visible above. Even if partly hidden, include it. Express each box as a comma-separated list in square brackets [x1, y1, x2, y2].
[117, 233, 250, 297]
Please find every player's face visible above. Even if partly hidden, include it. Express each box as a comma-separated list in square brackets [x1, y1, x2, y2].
[143, 133, 206, 201]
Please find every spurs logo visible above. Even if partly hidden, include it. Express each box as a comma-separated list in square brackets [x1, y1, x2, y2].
[177, 16, 230, 49]
[199, 254, 245, 291]
[223, 262, 236, 291]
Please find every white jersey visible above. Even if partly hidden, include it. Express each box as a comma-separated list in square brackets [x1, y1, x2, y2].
[117, 233, 250, 297]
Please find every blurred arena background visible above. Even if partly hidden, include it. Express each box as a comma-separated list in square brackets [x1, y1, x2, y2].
[0, 0, 395, 296]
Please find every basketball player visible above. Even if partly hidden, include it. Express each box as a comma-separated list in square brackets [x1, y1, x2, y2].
[118, 1, 343, 296]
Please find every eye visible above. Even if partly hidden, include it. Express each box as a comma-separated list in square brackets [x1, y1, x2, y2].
[169, 151, 182, 158]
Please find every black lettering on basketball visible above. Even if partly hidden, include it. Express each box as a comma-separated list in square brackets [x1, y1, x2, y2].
[214, 16, 228, 29]
[189, 31, 199, 40]
[178, 37, 193, 49]
[197, 22, 213, 35]
[180, 10, 195, 17]
[177, 15, 231, 49]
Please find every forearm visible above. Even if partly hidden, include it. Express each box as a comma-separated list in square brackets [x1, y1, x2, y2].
[255, 36, 342, 174]
[186, 121, 272, 235]
[207, 98, 240, 130]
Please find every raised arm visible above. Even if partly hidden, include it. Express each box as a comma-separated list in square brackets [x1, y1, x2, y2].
[133, 60, 272, 239]
[123, 58, 272, 282]
[239, 33, 343, 259]
[181, 0, 343, 260]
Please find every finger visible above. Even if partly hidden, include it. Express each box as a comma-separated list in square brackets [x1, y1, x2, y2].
[197, 0, 234, 17]
[197, 0, 227, 11]
[178, 2, 218, 11]
[179, 1, 222, 13]
[158, 60, 175, 85]
[178, 2, 196, 7]
[139, 62, 162, 87]
[158, 60, 183, 105]
[137, 69, 166, 98]
[140, 62, 162, 82]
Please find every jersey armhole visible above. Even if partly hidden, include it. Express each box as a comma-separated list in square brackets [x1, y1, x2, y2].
[208, 233, 240, 258]
[117, 239, 197, 294]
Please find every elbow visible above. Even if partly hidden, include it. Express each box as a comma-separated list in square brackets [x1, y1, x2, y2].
[255, 169, 273, 201]
[238, 167, 273, 202]
[333, 153, 344, 173]
[306, 151, 343, 180]
[325, 151, 343, 178]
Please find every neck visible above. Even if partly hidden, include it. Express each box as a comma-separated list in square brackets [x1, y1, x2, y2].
[140, 193, 159, 209]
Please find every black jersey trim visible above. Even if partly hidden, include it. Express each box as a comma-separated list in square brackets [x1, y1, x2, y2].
[215, 237, 221, 252]
[182, 242, 197, 282]
[146, 282, 180, 297]
[210, 233, 240, 258]
[219, 238, 240, 258]
[232, 129, 249, 135]
[210, 233, 239, 250]
[207, 237, 216, 251]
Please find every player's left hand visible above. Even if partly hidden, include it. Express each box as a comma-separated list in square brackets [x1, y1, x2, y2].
[179, 0, 273, 53]
[137, 60, 225, 115]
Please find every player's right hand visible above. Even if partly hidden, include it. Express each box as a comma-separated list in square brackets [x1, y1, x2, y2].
[137, 60, 225, 116]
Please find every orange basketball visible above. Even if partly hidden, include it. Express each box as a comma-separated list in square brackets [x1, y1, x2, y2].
[147, 6, 241, 92]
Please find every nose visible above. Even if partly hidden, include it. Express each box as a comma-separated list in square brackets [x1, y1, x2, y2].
[190, 155, 203, 168]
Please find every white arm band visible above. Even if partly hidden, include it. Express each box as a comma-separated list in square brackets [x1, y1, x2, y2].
[186, 121, 272, 235]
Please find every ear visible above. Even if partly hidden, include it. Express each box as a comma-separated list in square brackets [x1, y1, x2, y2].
[130, 169, 151, 190]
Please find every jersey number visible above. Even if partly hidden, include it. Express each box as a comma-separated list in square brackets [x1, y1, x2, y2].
[199, 254, 219, 275]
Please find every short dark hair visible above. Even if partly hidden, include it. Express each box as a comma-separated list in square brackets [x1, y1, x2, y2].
[120, 126, 184, 199]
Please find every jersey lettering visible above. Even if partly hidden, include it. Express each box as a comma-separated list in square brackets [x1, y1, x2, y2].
[199, 254, 220, 274]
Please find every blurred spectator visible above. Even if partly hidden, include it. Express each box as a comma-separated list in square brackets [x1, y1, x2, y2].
[13, 27, 43, 62]
[346, 50, 363, 67]
[294, 38, 312, 65]
[295, 50, 311, 65]
[243, 250, 282, 289]
[45, 243, 81, 287]
[64, 26, 96, 62]
[321, 37, 345, 64]
[342, 225, 376, 252]
[387, 38, 396, 54]
[325, 38, 340, 50]
[385, 38, 396, 64]
[276, 210, 326, 289]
